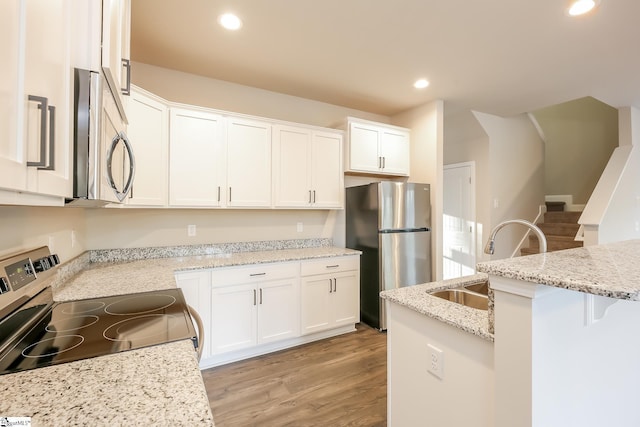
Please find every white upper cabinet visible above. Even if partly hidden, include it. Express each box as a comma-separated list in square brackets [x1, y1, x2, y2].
[126, 87, 168, 206]
[101, 0, 131, 122]
[273, 125, 343, 209]
[226, 117, 272, 207]
[345, 117, 410, 176]
[169, 107, 226, 207]
[0, 0, 76, 204]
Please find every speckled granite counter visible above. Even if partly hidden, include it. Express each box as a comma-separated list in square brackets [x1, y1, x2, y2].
[477, 239, 640, 300]
[0, 340, 213, 426]
[1, 239, 359, 426]
[380, 273, 493, 342]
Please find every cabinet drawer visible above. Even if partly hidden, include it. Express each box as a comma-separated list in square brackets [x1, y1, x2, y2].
[211, 262, 299, 287]
[300, 256, 359, 277]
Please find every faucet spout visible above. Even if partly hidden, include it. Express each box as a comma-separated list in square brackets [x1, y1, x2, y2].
[484, 219, 547, 255]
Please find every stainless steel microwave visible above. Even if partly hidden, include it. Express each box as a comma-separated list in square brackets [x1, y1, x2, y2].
[66, 68, 135, 206]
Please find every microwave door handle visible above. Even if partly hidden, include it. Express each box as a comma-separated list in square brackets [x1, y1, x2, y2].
[119, 131, 136, 201]
[106, 132, 136, 202]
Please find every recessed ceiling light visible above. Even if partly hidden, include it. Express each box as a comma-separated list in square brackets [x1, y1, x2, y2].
[219, 13, 242, 30]
[567, 0, 599, 16]
[414, 79, 430, 89]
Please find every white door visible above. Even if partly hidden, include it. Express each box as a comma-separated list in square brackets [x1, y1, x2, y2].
[126, 90, 168, 206]
[443, 163, 475, 279]
[272, 125, 311, 207]
[257, 277, 299, 344]
[379, 128, 410, 175]
[226, 117, 271, 207]
[210, 283, 257, 354]
[300, 274, 332, 335]
[331, 270, 359, 327]
[311, 131, 343, 208]
[169, 108, 225, 207]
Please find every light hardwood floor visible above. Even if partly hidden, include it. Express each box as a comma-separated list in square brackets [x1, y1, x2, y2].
[201, 323, 387, 427]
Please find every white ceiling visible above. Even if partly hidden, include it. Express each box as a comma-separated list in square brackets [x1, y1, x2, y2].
[130, 0, 640, 117]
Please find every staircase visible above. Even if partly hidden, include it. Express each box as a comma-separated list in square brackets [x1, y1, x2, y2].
[521, 203, 583, 255]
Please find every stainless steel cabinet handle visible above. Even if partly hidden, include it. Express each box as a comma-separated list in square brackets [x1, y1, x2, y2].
[329, 279, 333, 293]
[27, 95, 48, 169]
[259, 288, 263, 304]
[229, 187, 232, 203]
[249, 272, 266, 277]
[253, 289, 257, 305]
[313, 190, 316, 203]
[121, 58, 131, 96]
[217, 186, 221, 202]
[308, 190, 312, 203]
[325, 265, 339, 269]
[382, 157, 386, 169]
[333, 278, 337, 292]
[378, 156, 382, 169]
[40, 105, 56, 171]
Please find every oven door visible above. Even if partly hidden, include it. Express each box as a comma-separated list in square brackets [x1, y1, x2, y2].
[100, 82, 135, 203]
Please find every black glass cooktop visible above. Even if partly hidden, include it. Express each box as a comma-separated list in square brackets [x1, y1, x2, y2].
[0, 288, 197, 375]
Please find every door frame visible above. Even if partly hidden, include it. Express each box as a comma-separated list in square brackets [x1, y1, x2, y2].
[443, 161, 477, 278]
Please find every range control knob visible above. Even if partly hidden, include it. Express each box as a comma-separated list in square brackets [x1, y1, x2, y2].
[49, 254, 60, 266]
[34, 257, 51, 273]
[0, 277, 9, 294]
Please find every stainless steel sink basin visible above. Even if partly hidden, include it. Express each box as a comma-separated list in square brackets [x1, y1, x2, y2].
[430, 289, 488, 310]
[463, 281, 489, 296]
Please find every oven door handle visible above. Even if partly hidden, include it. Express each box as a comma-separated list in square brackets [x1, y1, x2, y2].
[187, 305, 204, 361]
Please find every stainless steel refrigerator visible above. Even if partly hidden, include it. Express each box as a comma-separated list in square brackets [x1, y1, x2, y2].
[346, 182, 431, 330]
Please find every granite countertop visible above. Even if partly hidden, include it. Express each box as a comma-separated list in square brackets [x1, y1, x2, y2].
[380, 273, 493, 342]
[477, 239, 640, 300]
[1, 239, 359, 426]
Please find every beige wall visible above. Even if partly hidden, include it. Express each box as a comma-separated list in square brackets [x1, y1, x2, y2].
[532, 97, 618, 204]
[393, 100, 444, 280]
[0, 206, 87, 261]
[473, 111, 545, 260]
[131, 62, 388, 128]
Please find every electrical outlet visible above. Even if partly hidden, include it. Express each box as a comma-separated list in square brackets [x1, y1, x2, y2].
[187, 225, 196, 237]
[297, 222, 303, 232]
[427, 344, 444, 379]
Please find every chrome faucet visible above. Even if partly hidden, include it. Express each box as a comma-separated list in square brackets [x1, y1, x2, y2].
[484, 219, 547, 255]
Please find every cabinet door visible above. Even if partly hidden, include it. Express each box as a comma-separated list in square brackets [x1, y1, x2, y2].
[332, 270, 360, 327]
[175, 271, 212, 361]
[101, 0, 130, 121]
[258, 277, 299, 344]
[348, 121, 380, 173]
[211, 283, 257, 354]
[226, 117, 272, 207]
[169, 108, 225, 207]
[0, 0, 25, 192]
[300, 274, 333, 335]
[379, 128, 410, 176]
[311, 131, 343, 208]
[23, 0, 73, 198]
[126, 89, 168, 206]
[272, 125, 311, 207]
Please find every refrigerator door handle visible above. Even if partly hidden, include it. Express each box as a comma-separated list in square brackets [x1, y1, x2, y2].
[379, 227, 430, 233]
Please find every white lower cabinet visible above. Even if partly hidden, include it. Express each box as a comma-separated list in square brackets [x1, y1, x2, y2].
[210, 262, 299, 355]
[176, 254, 360, 369]
[300, 256, 360, 335]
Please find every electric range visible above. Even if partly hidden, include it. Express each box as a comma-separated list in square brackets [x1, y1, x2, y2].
[0, 247, 198, 376]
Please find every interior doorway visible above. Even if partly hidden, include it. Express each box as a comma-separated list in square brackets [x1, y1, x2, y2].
[443, 162, 476, 279]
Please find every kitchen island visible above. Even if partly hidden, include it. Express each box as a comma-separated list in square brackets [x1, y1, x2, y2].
[0, 239, 358, 426]
[382, 239, 640, 427]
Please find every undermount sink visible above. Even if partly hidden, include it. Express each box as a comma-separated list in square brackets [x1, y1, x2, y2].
[429, 281, 489, 310]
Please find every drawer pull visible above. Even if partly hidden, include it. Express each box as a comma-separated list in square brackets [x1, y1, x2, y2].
[325, 265, 339, 269]
[250, 272, 266, 277]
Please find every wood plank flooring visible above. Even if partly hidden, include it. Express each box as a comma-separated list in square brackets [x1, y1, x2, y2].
[201, 323, 387, 427]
